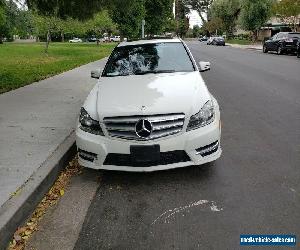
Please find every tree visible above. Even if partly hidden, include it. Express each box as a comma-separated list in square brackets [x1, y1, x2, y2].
[163, 17, 177, 34]
[108, 0, 145, 39]
[175, 0, 189, 37]
[184, 0, 213, 24]
[87, 10, 116, 37]
[26, 0, 106, 21]
[272, 0, 300, 31]
[0, 0, 35, 42]
[211, 0, 240, 38]
[239, 0, 273, 41]
[192, 24, 201, 37]
[202, 17, 224, 35]
[0, 5, 7, 43]
[14, 10, 35, 38]
[145, 0, 174, 36]
[26, 0, 107, 52]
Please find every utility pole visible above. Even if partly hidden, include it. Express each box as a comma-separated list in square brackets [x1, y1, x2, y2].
[142, 19, 145, 38]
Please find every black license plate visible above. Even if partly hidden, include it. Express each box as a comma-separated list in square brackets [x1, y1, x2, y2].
[130, 145, 160, 163]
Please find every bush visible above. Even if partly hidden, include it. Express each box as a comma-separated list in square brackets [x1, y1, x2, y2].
[233, 34, 250, 40]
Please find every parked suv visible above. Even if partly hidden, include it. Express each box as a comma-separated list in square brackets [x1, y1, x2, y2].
[297, 40, 300, 58]
[76, 38, 222, 172]
[263, 32, 300, 54]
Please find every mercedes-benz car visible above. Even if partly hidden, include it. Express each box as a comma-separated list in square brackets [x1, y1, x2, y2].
[76, 38, 222, 172]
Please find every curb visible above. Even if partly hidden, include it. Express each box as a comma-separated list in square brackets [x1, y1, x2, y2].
[0, 131, 77, 249]
[247, 47, 262, 51]
[227, 43, 262, 51]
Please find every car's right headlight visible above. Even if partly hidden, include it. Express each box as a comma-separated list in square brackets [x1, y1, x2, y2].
[79, 107, 104, 135]
[187, 100, 215, 131]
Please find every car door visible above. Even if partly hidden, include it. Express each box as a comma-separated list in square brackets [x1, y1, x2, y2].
[265, 35, 273, 50]
[267, 34, 278, 51]
[273, 33, 284, 50]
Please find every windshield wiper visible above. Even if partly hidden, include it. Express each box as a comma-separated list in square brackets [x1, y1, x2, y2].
[135, 70, 175, 75]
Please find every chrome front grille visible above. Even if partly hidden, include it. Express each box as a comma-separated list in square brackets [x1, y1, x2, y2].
[103, 113, 185, 140]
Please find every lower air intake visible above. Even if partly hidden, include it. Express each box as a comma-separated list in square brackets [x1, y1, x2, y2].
[103, 150, 190, 167]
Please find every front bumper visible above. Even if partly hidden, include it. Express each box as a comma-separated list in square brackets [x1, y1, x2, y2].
[76, 117, 222, 172]
[282, 44, 297, 52]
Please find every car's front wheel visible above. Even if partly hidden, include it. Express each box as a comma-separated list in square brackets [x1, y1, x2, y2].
[297, 50, 300, 58]
[263, 45, 268, 53]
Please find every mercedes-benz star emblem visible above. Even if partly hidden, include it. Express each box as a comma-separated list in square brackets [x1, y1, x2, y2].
[135, 119, 153, 138]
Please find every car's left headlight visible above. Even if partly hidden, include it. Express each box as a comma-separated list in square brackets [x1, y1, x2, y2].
[187, 100, 215, 131]
[79, 107, 104, 135]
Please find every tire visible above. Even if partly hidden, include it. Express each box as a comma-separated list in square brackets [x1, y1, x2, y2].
[277, 46, 283, 55]
[263, 45, 268, 53]
[297, 50, 300, 58]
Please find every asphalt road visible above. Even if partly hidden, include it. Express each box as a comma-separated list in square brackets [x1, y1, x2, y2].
[28, 42, 300, 250]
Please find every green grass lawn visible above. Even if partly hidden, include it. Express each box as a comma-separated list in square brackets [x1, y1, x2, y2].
[0, 42, 116, 94]
[226, 39, 252, 45]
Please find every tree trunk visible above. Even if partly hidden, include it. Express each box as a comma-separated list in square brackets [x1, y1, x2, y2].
[198, 12, 207, 24]
[45, 30, 50, 53]
[61, 30, 64, 42]
[251, 30, 258, 42]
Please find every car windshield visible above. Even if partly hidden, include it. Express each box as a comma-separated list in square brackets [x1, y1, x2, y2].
[103, 42, 194, 77]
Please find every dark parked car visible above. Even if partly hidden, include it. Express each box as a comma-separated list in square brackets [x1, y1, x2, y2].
[87, 37, 98, 42]
[297, 40, 300, 58]
[208, 37, 225, 46]
[263, 32, 300, 55]
[199, 36, 208, 42]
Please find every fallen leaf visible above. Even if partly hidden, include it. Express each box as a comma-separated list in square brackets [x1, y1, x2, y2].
[8, 155, 82, 250]
[24, 230, 32, 236]
[14, 235, 21, 242]
[22, 235, 29, 240]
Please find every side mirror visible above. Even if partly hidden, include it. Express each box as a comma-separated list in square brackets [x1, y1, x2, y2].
[91, 70, 101, 79]
[199, 61, 211, 72]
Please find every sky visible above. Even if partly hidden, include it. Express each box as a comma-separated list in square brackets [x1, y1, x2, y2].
[187, 10, 203, 28]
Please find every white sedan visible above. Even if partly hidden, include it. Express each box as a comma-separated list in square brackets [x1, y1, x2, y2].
[76, 38, 222, 172]
[69, 38, 82, 43]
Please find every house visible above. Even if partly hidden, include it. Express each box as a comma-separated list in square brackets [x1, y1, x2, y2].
[259, 15, 300, 40]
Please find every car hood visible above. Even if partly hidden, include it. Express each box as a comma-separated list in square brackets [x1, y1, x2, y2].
[96, 71, 211, 120]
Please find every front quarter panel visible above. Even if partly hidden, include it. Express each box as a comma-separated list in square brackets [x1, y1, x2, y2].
[82, 83, 100, 120]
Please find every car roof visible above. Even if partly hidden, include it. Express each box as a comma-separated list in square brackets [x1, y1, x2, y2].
[118, 38, 181, 47]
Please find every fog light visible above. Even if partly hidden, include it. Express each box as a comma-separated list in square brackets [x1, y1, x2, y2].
[78, 149, 97, 162]
[196, 141, 219, 157]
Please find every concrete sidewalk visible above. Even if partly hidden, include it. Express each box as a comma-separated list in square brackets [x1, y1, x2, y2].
[227, 43, 263, 51]
[0, 58, 106, 247]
